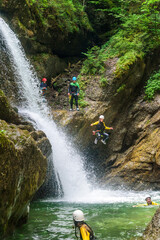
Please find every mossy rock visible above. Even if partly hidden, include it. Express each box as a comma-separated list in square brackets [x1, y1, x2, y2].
[0, 0, 93, 56]
[0, 120, 47, 236]
[0, 89, 20, 124]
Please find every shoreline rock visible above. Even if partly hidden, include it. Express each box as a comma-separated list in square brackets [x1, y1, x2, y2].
[143, 208, 160, 240]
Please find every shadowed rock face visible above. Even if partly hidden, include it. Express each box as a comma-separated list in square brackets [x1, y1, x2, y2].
[143, 208, 160, 240]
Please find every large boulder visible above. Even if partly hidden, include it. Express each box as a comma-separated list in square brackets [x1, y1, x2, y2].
[0, 119, 47, 236]
[0, 89, 59, 235]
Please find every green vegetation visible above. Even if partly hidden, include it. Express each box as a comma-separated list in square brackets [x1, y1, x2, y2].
[80, 0, 160, 80]
[78, 90, 89, 108]
[117, 83, 126, 93]
[100, 76, 108, 87]
[27, 0, 92, 33]
[145, 70, 160, 100]
[0, 130, 6, 134]
[81, 46, 106, 75]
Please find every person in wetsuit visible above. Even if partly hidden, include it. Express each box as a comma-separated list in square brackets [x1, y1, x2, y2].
[73, 210, 95, 240]
[133, 196, 160, 207]
[68, 76, 80, 111]
[91, 115, 113, 144]
[40, 78, 47, 96]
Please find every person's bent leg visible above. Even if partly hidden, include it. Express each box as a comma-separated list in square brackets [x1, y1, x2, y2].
[94, 132, 101, 144]
[103, 133, 109, 142]
[97, 132, 101, 140]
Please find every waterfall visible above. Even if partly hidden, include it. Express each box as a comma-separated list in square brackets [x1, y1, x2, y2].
[0, 17, 91, 200]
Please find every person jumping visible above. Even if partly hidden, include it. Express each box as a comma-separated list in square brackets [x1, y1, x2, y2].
[91, 115, 113, 144]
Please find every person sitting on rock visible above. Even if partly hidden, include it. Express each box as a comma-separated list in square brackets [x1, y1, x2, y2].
[68, 76, 80, 111]
[91, 115, 113, 144]
[73, 210, 96, 240]
[40, 78, 47, 96]
[133, 196, 160, 207]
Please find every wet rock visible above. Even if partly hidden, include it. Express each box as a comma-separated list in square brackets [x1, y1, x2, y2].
[0, 90, 57, 234]
[0, 89, 20, 124]
[30, 130, 52, 158]
[30, 130, 61, 199]
[143, 208, 160, 240]
[0, 119, 47, 236]
[0, 43, 19, 104]
[18, 124, 35, 132]
[104, 115, 160, 190]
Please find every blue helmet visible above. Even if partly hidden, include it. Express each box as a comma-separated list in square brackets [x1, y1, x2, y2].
[72, 77, 77, 81]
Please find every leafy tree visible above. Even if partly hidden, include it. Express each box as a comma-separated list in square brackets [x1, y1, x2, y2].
[80, 0, 160, 80]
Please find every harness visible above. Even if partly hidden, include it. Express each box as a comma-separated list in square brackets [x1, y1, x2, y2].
[69, 82, 79, 95]
[92, 130, 104, 138]
[96, 122, 105, 132]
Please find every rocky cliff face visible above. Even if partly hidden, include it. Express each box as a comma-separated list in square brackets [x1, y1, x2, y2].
[51, 49, 160, 191]
[104, 96, 160, 190]
[0, 90, 50, 236]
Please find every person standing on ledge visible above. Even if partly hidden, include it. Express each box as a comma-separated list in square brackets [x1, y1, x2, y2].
[133, 196, 160, 207]
[73, 210, 96, 240]
[68, 76, 80, 111]
[91, 115, 113, 145]
[40, 78, 47, 96]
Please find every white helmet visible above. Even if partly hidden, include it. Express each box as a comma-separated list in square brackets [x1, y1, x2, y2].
[99, 115, 104, 119]
[73, 210, 84, 222]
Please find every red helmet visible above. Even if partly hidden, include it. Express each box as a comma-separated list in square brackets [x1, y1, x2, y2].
[42, 78, 47, 82]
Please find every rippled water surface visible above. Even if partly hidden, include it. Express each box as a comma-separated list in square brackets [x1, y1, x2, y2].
[6, 197, 158, 240]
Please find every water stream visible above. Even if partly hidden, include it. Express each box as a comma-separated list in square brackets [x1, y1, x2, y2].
[0, 17, 160, 239]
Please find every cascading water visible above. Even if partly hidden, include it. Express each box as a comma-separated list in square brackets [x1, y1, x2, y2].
[0, 17, 90, 200]
[0, 17, 159, 205]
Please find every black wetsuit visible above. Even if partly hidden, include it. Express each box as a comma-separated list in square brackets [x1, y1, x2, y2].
[68, 82, 80, 109]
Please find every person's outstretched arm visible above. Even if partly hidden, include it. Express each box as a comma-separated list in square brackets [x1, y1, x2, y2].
[90, 121, 99, 127]
[104, 122, 113, 130]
